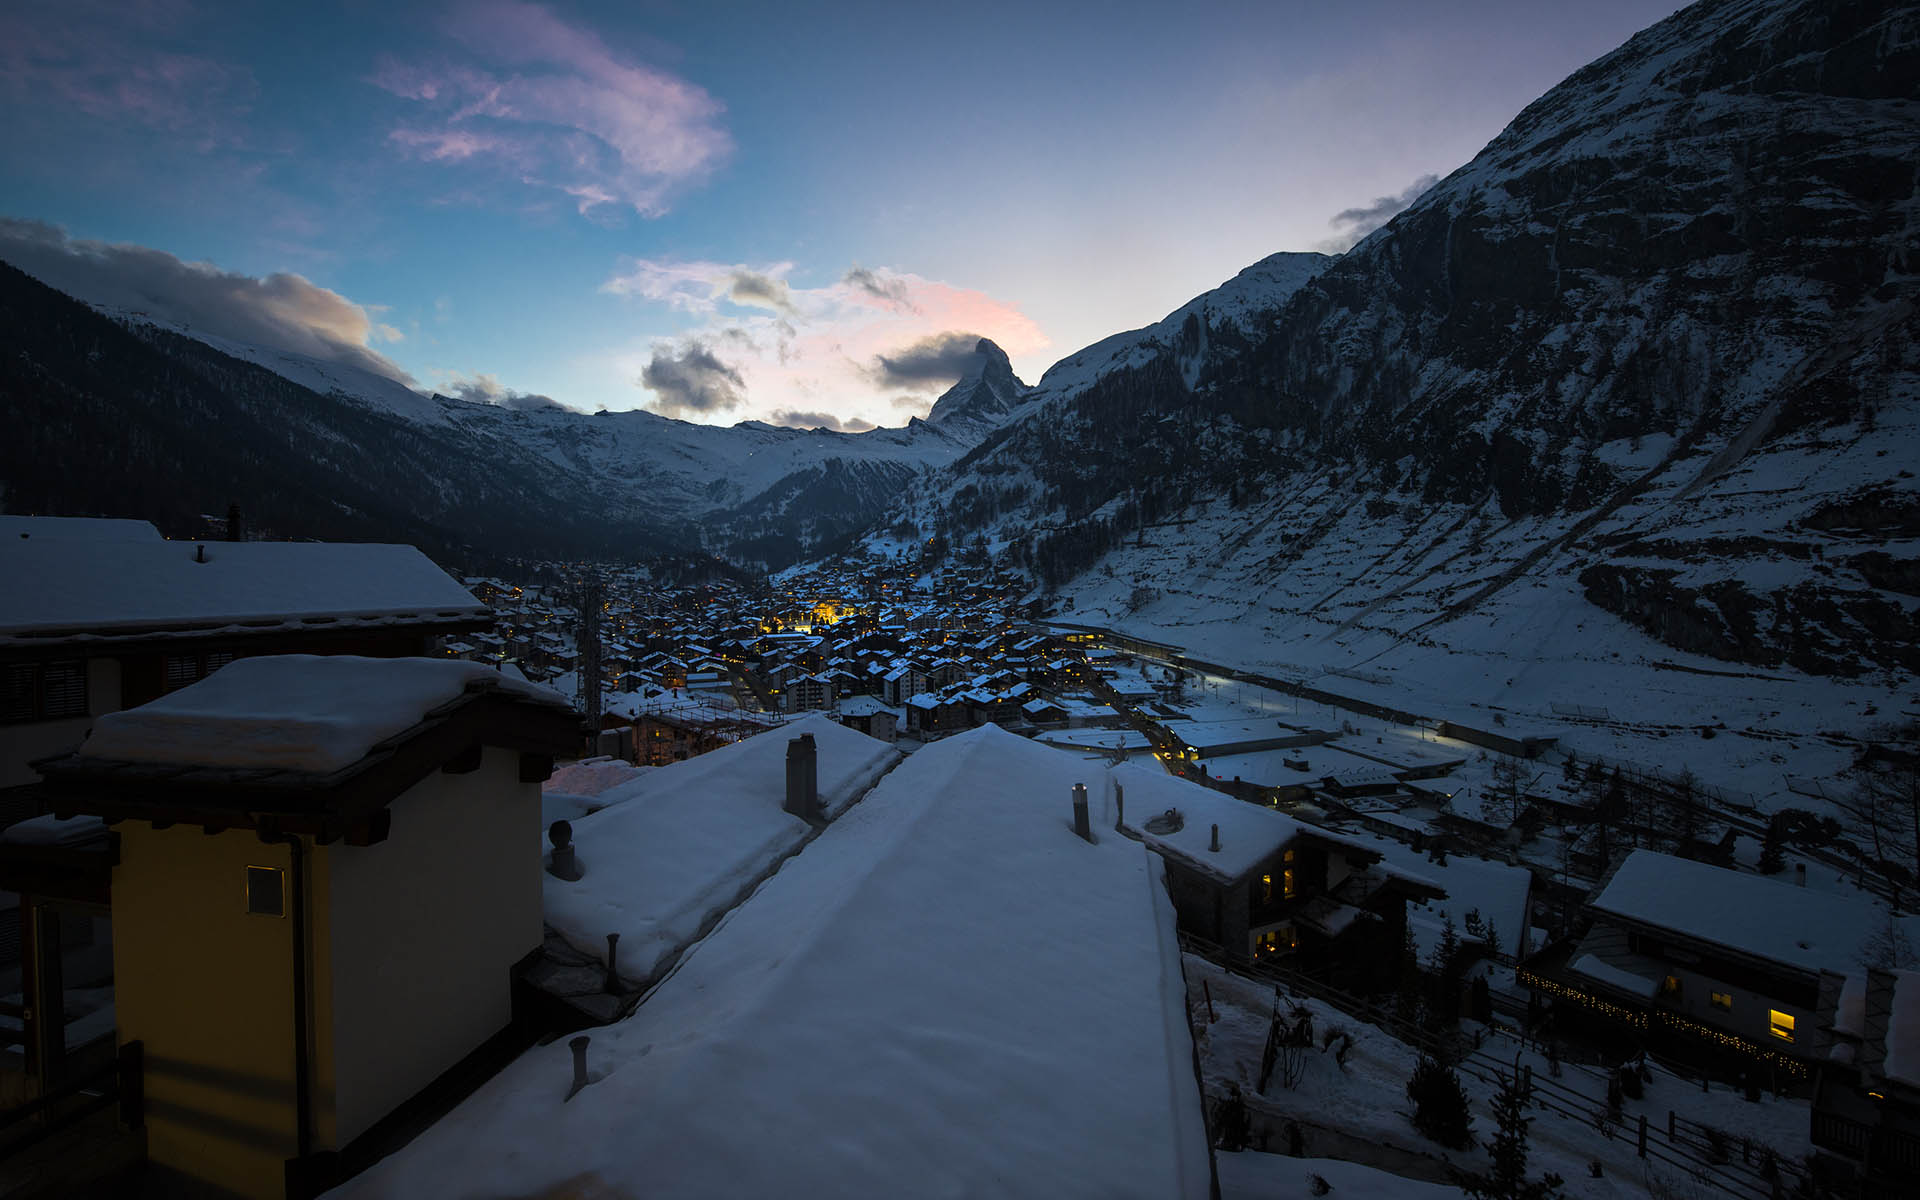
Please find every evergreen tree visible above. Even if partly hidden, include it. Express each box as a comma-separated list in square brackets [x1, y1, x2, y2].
[1759, 813, 1788, 875]
[1407, 1055, 1474, 1149]
[1455, 1071, 1565, 1200]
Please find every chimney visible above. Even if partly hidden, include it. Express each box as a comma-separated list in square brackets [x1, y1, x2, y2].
[1209, 823, 1220, 853]
[1795, 862, 1807, 888]
[1072, 783, 1092, 842]
[785, 733, 819, 820]
[604, 933, 622, 994]
[1114, 782, 1125, 831]
[194, 543, 207, 563]
[225, 502, 244, 542]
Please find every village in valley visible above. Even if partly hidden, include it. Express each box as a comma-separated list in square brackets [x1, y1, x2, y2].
[2, 513, 1914, 1199]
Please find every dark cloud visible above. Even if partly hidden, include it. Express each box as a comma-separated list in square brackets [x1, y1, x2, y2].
[1321, 173, 1442, 252]
[872, 330, 985, 387]
[640, 342, 746, 417]
[443, 372, 571, 412]
[841, 264, 914, 310]
[0, 217, 415, 384]
[724, 269, 794, 313]
[768, 409, 875, 433]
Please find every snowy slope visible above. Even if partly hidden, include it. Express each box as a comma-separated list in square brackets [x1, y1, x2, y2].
[838, 0, 1918, 807]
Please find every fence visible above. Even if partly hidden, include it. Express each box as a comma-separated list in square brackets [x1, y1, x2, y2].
[1180, 936, 1807, 1199]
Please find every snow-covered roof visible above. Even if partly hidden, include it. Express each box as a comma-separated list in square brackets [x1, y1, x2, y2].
[1590, 851, 1920, 975]
[0, 539, 487, 641]
[1114, 764, 1397, 886]
[342, 725, 1209, 1199]
[75, 655, 567, 775]
[540, 714, 900, 979]
[0, 515, 163, 543]
[1335, 829, 1531, 960]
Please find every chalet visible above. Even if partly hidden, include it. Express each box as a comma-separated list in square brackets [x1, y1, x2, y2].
[1814, 969, 1920, 1188]
[904, 692, 970, 738]
[1539, 851, 1920, 1086]
[833, 696, 898, 744]
[10, 656, 580, 1198]
[0, 520, 490, 794]
[881, 664, 928, 706]
[1113, 764, 1443, 986]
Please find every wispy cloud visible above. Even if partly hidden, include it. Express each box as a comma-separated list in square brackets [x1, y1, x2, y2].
[0, 0, 257, 149]
[604, 258, 1047, 427]
[1320, 173, 1441, 252]
[0, 218, 414, 384]
[373, 1, 731, 218]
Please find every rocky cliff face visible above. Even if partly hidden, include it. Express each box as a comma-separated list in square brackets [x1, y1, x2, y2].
[872, 0, 1919, 678]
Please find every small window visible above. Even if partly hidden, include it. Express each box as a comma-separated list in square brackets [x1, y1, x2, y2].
[246, 866, 286, 917]
[1261, 873, 1273, 903]
[1660, 975, 1682, 997]
[1770, 1010, 1795, 1042]
[1283, 868, 1297, 899]
[1710, 991, 1732, 1011]
[3, 660, 89, 724]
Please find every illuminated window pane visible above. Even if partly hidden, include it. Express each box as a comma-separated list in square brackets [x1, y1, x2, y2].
[1710, 991, 1732, 1011]
[1660, 975, 1682, 997]
[1283, 868, 1296, 899]
[1261, 874, 1273, 903]
[1769, 1010, 1795, 1042]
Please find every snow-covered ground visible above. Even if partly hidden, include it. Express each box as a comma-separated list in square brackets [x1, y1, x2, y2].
[1186, 954, 1815, 1199]
[334, 726, 1211, 1198]
[540, 713, 900, 980]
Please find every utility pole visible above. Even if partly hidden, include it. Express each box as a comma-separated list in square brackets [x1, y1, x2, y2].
[576, 574, 603, 729]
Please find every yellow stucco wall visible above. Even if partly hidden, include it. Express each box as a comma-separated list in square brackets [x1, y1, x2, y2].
[113, 823, 303, 1200]
[113, 745, 543, 1198]
[319, 746, 541, 1146]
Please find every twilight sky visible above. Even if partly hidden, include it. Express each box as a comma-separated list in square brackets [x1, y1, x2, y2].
[0, 0, 1686, 429]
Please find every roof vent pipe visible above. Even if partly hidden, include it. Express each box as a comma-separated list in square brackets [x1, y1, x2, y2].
[1072, 783, 1092, 843]
[547, 820, 582, 881]
[566, 1036, 592, 1102]
[194, 543, 207, 563]
[1795, 862, 1807, 887]
[1210, 824, 1220, 853]
[1114, 782, 1125, 831]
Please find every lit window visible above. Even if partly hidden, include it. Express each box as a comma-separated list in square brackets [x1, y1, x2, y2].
[1283, 868, 1296, 899]
[1770, 1010, 1795, 1042]
[1710, 991, 1732, 1011]
[1660, 975, 1682, 997]
[1261, 874, 1273, 903]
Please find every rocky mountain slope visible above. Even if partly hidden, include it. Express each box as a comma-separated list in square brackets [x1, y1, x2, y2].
[863, 0, 1918, 699]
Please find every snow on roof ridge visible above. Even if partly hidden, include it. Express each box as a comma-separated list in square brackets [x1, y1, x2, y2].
[76, 655, 568, 775]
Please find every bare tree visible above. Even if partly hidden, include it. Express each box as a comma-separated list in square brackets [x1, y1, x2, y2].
[1834, 726, 1920, 909]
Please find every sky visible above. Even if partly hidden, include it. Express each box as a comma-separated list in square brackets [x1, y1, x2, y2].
[0, 0, 1688, 430]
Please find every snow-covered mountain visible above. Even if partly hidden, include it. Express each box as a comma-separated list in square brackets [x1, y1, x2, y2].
[859, 0, 1918, 718]
[0, 257, 1040, 568]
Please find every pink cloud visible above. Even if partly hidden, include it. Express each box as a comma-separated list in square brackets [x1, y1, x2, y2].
[604, 258, 1049, 427]
[373, 2, 731, 218]
[0, 2, 256, 148]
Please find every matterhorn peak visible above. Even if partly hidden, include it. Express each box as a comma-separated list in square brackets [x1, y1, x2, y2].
[925, 339, 1028, 429]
